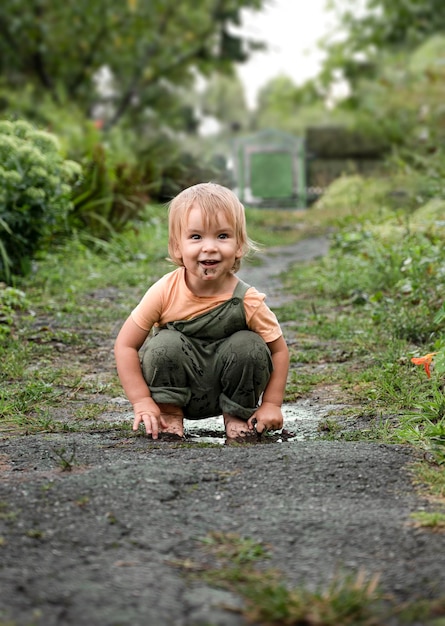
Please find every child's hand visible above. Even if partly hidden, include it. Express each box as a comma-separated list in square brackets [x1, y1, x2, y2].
[133, 398, 167, 439]
[247, 402, 283, 434]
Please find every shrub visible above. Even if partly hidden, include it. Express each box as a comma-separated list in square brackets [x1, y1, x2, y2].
[0, 285, 28, 340]
[71, 141, 150, 239]
[312, 175, 393, 225]
[0, 119, 81, 282]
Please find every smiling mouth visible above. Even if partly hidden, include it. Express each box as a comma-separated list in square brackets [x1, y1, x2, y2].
[199, 260, 219, 267]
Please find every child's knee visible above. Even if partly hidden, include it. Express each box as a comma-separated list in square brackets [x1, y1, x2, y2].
[222, 331, 271, 366]
[141, 330, 186, 384]
[142, 329, 183, 365]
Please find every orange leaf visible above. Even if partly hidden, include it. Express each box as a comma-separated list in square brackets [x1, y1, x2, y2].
[411, 353, 437, 378]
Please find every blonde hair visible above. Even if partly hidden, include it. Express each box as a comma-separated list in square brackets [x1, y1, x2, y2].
[167, 182, 257, 272]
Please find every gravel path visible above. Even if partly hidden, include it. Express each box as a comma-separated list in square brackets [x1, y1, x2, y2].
[1, 237, 444, 626]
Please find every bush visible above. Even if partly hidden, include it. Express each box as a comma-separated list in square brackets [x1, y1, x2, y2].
[0, 119, 81, 282]
[71, 142, 149, 239]
[312, 175, 393, 225]
[0, 285, 28, 339]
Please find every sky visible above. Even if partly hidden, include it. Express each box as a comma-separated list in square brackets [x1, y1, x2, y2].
[235, 0, 335, 108]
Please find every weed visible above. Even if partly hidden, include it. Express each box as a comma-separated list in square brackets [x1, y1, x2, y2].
[318, 418, 342, 434]
[26, 529, 45, 540]
[0, 502, 17, 523]
[394, 415, 445, 465]
[50, 443, 77, 471]
[184, 533, 389, 625]
[0, 286, 28, 339]
[106, 511, 118, 525]
[75, 496, 90, 507]
[412, 462, 445, 499]
[243, 569, 384, 626]
[414, 387, 445, 423]
[178, 530, 445, 624]
[410, 510, 445, 531]
[395, 595, 445, 625]
[199, 531, 270, 565]
[286, 368, 341, 399]
[73, 404, 107, 422]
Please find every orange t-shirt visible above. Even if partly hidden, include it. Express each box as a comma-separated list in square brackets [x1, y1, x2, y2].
[131, 267, 282, 344]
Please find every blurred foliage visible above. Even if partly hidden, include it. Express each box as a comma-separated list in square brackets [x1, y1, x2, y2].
[0, 86, 103, 160]
[71, 143, 148, 239]
[0, 0, 265, 129]
[0, 285, 28, 339]
[0, 1, 264, 241]
[303, 171, 445, 348]
[311, 175, 393, 223]
[253, 76, 334, 134]
[0, 119, 81, 282]
[201, 72, 250, 133]
[331, 37, 445, 203]
[321, 0, 445, 89]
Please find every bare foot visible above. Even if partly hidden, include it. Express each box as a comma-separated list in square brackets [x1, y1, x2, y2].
[223, 413, 252, 440]
[158, 403, 184, 438]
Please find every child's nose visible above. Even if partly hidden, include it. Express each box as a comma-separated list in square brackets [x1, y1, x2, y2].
[202, 238, 217, 251]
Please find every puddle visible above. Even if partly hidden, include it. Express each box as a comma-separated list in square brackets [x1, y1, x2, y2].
[108, 398, 345, 445]
[184, 401, 324, 445]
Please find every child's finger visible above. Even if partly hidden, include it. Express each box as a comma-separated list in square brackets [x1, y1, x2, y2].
[142, 414, 159, 439]
[132, 414, 143, 431]
[247, 416, 262, 433]
[135, 412, 160, 439]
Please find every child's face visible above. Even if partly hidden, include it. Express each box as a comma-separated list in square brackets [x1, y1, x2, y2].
[176, 205, 242, 284]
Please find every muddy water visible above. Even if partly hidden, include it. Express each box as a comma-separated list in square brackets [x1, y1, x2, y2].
[184, 399, 343, 444]
[111, 397, 344, 444]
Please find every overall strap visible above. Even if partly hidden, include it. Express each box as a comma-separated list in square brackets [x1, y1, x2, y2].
[163, 278, 251, 340]
[232, 278, 251, 301]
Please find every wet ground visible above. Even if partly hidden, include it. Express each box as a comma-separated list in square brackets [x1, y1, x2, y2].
[1, 237, 445, 625]
[113, 399, 342, 446]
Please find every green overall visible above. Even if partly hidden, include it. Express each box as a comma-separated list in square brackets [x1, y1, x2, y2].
[141, 279, 273, 420]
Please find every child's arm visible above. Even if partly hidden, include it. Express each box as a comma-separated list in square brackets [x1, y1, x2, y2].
[114, 316, 167, 438]
[248, 335, 289, 433]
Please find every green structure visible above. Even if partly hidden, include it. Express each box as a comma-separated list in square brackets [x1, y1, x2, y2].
[233, 129, 306, 208]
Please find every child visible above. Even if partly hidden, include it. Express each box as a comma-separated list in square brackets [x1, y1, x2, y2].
[114, 182, 289, 440]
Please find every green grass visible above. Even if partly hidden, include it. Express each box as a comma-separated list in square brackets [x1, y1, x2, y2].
[169, 531, 445, 625]
[245, 207, 308, 247]
[410, 510, 445, 531]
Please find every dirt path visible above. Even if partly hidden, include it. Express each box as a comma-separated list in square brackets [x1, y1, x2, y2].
[1, 238, 444, 626]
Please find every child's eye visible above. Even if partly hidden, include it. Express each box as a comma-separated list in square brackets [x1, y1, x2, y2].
[190, 234, 201, 240]
[218, 233, 229, 239]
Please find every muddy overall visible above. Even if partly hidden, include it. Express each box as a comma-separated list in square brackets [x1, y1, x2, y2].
[140, 280, 273, 420]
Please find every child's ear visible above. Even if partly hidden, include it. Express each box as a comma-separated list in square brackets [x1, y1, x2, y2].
[173, 242, 183, 264]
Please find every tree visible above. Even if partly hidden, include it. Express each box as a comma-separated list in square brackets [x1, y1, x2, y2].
[320, 0, 445, 89]
[253, 76, 329, 134]
[201, 73, 249, 133]
[0, 0, 265, 129]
